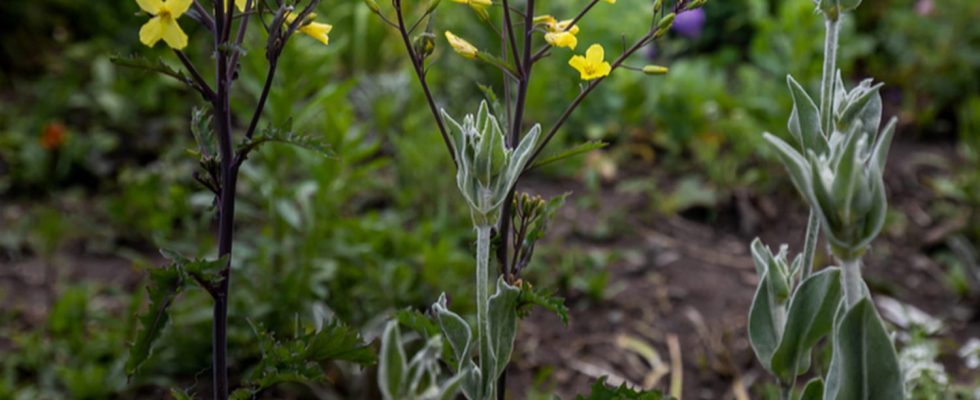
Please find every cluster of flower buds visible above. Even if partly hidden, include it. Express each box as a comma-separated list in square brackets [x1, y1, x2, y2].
[765, 74, 897, 260]
[814, 0, 862, 18]
[442, 102, 540, 227]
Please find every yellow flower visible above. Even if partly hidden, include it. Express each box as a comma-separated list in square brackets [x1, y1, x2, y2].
[451, 0, 492, 10]
[533, 15, 557, 26]
[568, 44, 611, 80]
[445, 31, 478, 59]
[137, 0, 192, 50]
[285, 12, 333, 46]
[604, 0, 616, 3]
[536, 16, 580, 50]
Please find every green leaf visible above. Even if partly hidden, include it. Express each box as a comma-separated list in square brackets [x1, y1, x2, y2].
[517, 284, 569, 325]
[432, 294, 472, 367]
[237, 120, 333, 159]
[395, 307, 441, 339]
[169, 388, 196, 400]
[786, 75, 826, 154]
[748, 272, 780, 372]
[486, 277, 521, 383]
[379, 321, 407, 400]
[229, 388, 255, 400]
[828, 298, 904, 400]
[870, 117, 897, 173]
[127, 265, 183, 375]
[110, 54, 194, 88]
[764, 133, 813, 203]
[798, 378, 823, 400]
[575, 376, 667, 400]
[304, 322, 375, 365]
[830, 129, 863, 222]
[437, 368, 468, 400]
[528, 140, 609, 170]
[770, 268, 842, 381]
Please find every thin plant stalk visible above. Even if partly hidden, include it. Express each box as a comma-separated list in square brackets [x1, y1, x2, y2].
[475, 224, 492, 369]
[841, 258, 863, 307]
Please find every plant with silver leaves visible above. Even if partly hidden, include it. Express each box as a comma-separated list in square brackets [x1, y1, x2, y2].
[443, 101, 540, 228]
[747, 0, 904, 398]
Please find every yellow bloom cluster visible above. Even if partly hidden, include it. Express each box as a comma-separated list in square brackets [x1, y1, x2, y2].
[136, 0, 332, 49]
[451, 0, 493, 18]
[285, 12, 334, 46]
[568, 44, 611, 81]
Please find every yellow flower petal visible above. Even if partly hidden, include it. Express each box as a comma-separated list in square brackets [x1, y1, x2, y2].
[300, 22, 333, 46]
[470, 0, 492, 6]
[545, 31, 577, 49]
[594, 61, 612, 78]
[445, 31, 478, 59]
[166, 0, 192, 17]
[139, 16, 165, 47]
[160, 17, 188, 49]
[136, 0, 163, 14]
[585, 44, 604, 64]
[604, 0, 616, 3]
[533, 15, 557, 26]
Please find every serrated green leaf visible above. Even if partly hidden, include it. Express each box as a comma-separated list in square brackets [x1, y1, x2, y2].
[110, 54, 194, 88]
[396, 307, 441, 339]
[770, 268, 842, 381]
[238, 120, 334, 159]
[528, 141, 608, 170]
[127, 266, 184, 375]
[517, 284, 569, 325]
[304, 322, 375, 365]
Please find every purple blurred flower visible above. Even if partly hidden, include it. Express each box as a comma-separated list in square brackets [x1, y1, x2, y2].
[672, 9, 705, 38]
[915, 0, 934, 16]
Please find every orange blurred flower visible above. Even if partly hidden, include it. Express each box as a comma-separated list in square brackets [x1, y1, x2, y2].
[40, 121, 68, 150]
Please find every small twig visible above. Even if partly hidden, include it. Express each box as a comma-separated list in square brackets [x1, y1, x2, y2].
[391, 0, 457, 166]
[174, 50, 216, 100]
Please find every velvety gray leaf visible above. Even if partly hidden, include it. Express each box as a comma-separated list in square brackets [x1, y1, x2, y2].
[771, 268, 843, 381]
[486, 277, 521, 383]
[379, 321, 407, 400]
[829, 298, 904, 400]
[748, 272, 780, 372]
[786, 75, 826, 153]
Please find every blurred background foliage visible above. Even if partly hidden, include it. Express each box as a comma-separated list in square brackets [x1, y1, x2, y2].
[0, 0, 978, 398]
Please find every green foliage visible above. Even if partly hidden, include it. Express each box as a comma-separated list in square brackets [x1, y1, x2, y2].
[824, 298, 904, 400]
[127, 253, 227, 375]
[575, 377, 668, 400]
[517, 284, 569, 325]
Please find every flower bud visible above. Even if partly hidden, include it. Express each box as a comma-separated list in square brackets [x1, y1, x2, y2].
[642, 65, 669, 75]
[445, 31, 478, 59]
[654, 13, 676, 38]
[414, 32, 436, 61]
[441, 102, 541, 226]
[363, 0, 381, 14]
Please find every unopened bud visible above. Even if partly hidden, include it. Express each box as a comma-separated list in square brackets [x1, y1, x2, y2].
[363, 0, 381, 13]
[642, 65, 669, 75]
[655, 13, 675, 37]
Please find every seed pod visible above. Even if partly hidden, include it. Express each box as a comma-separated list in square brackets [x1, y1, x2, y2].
[642, 65, 669, 75]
